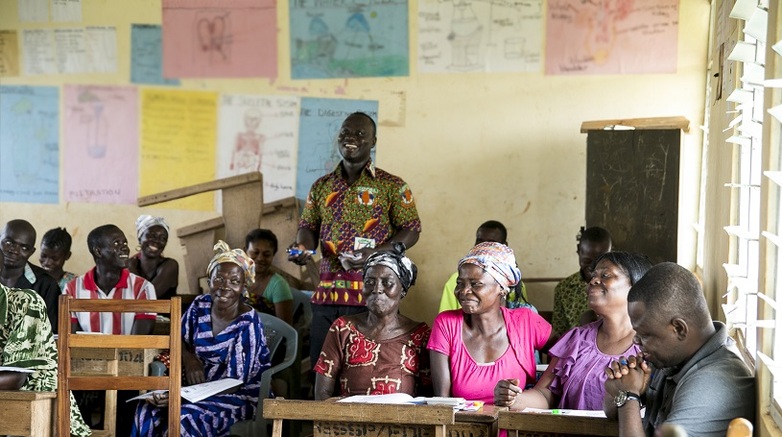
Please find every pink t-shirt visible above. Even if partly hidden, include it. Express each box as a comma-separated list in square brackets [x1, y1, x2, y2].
[427, 307, 551, 403]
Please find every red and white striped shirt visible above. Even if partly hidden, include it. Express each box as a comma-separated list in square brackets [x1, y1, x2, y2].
[63, 268, 156, 334]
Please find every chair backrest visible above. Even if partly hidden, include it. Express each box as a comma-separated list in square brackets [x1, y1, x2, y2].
[57, 296, 182, 437]
[289, 288, 312, 335]
[230, 312, 298, 437]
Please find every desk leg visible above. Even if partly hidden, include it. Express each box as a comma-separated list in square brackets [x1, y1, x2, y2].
[272, 419, 283, 437]
[435, 424, 445, 437]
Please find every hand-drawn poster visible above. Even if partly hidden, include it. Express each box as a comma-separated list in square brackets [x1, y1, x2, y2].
[290, 0, 409, 78]
[296, 98, 378, 202]
[218, 94, 300, 203]
[18, 0, 48, 23]
[62, 86, 138, 204]
[418, 0, 543, 73]
[131, 24, 180, 86]
[0, 31, 20, 77]
[52, 0, 82, 22]
[545, 0, 679, 75]
[0, 86, 59, 204]
[162, 0, 277, 78]
[22, 29, 57, 75]
[140, 89, 217, 210]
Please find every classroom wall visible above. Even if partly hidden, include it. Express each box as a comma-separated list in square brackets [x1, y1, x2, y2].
[0, 0, 711, 326]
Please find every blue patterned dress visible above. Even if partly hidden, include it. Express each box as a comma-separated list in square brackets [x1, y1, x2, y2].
[132, 294, 271, 436]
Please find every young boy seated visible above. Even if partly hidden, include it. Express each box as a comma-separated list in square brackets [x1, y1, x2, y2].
[39, 227, 76, 291]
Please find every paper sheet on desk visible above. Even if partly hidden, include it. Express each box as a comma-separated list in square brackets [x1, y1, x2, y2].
[126, 378, 242, 403]
[521, 408, 607, 418]
[0, 366, 35, 373]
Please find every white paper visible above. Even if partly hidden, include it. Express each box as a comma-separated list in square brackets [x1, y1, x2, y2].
[126, 378, 243, 404]
[54, 28, 88, 74]
[0, 366, 35, 374]
[85, 26, 117, 73]
[337, 393, 417, 404]
[52, 0, 82, 22]
[50, 27, 117, 74]
[521, 407, 607, 418]
[22, 29, 57, 75]
[18, 0, 48, 23]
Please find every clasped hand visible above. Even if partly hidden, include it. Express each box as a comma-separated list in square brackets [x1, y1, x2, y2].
[604, 353, 652, 397]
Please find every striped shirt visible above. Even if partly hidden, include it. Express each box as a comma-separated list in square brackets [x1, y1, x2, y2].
[63, 268, 156, 334]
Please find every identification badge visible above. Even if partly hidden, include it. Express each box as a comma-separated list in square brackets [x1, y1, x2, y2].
[354, 237, 375, 250]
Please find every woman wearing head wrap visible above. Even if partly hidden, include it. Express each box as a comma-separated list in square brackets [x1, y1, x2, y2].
[128, 214, 179, 299]
[132, 241, 271, 437]
[313, 243, 431, 399]
[428, 242, 554, 406]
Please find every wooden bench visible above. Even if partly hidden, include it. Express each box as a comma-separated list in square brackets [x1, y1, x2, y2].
[498, 410, 619, 436]
[264, 398, 499, 437]
[0, 390, 56, 437]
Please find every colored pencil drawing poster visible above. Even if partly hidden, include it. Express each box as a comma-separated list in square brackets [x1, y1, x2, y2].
[162, 0, 277, 78]
[0, 86, 59, 204]
[290, 0, 408, 78]
[140, 89, 217, 210]
[217, 94, 300, 203]
[131, 24, 180, 86]
[0, 31, 20, 77]
[62, 85, 138, 204]
[418, 0, 543, 73]
[545, 0, 679, 75]
[296, 98, 378, 202]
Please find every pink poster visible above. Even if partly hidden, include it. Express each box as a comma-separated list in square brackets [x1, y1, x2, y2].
[63, 85, 138, 204]
[545, 0, 679, 75]
[162, 0, 277, 78]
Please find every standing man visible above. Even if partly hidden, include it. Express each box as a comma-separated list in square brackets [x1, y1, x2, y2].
[603, 263, 755, 436]
[289, 112, 422, 368]
[0, 219, 61, 332]
[64, 224, 156, 335]
[551, 226, 612, 338]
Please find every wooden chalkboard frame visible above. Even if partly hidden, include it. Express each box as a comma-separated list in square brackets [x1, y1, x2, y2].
[585, 129, 681, 264]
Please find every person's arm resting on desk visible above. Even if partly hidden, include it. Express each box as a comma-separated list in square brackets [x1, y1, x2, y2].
[430, 351, 451, 397]
[603, 354, 649, 437]
[0, 371, 28, 389]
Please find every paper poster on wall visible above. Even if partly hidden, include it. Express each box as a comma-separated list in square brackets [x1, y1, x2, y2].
[52, 0, 82, 22]
[18, 0, 48, 23]
[131, 24, 180, 86]
[296, 97, 378, 202]
[140, 89, 217, 210]
[417, 0, 542, 73]
[217, 94, 300, 203]
[0, 31, 20, 77]
[545, 0, 679, 75]
[0, 86, 59, 204]
[290, 0, 409, 79]
[22, 29, 57, 75]
[62, 85, 138, 204]
[162, 0, 277, 78]
[84, 26, 117, 73]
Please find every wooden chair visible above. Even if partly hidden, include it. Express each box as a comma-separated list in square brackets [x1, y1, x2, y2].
[57, 296, 182, 437]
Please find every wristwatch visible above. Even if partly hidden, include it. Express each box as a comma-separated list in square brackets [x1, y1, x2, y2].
[614, 390, 641, 408]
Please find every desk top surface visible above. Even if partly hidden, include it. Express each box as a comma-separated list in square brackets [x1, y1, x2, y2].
[0, 390, 57, 400]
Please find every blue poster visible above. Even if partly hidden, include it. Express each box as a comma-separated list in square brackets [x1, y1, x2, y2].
[296, 97, 379, 202]
[131, 24, 180, 86]
[289, 0, 409, 79]
[0, 86, 60, 203]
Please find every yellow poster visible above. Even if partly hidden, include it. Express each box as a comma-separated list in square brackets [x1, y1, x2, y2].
[140, 89, 217, 210]
[0, 30, 20, 77]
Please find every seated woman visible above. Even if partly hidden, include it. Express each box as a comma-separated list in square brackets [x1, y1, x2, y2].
[314, 243, 431, 399]
[244, 228, 294, 325]
[494, 251, 653, 410]
[0, 281, 90, 435]
[132, 241, 271, 436]
[428, 242, 553, 403]
[128, 215, 179, 299]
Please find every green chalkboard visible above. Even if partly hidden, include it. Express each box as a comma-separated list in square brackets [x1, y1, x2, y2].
[585, 129, 680, 264]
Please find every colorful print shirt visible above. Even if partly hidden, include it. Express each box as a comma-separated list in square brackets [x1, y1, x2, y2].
[299, 161, 422, 306]
[551, 271, 589, 337]
[314, 317, 431, 396]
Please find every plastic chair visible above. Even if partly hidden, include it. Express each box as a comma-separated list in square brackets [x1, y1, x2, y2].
[57, 295, 182, 437]
[230, 312, 298, 437]
[726, 417, 753, 437]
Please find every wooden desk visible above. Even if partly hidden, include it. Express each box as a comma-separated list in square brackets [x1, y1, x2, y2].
[263, 399, 500, 437]
[498, 410, 619, 436]
[0, 390, 56, 437]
